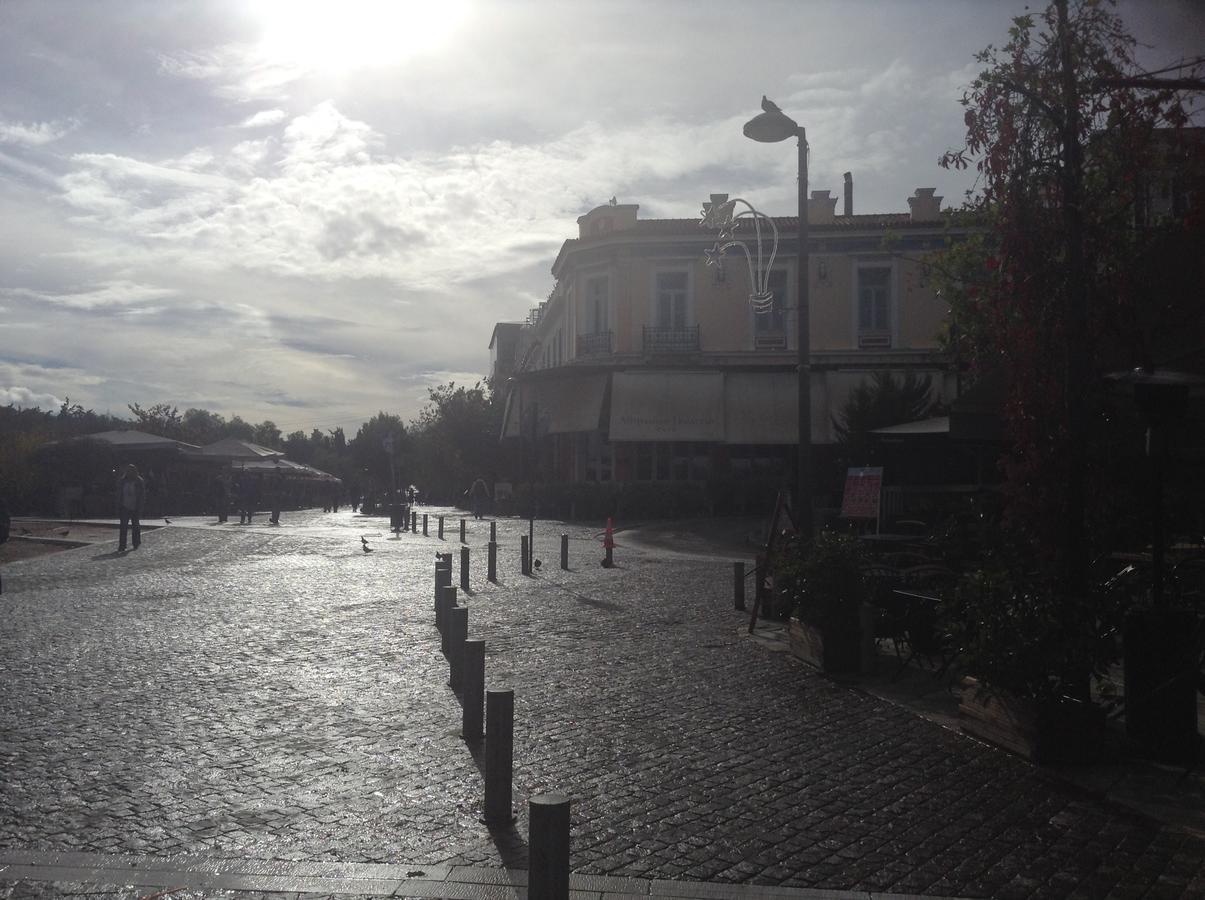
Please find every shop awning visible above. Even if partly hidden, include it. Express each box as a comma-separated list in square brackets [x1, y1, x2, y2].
[723, 371, 798, 444]
[609, 371, 724, 441]
[502, 373, 609, 438]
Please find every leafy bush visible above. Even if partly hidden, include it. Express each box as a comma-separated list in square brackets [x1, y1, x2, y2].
[774, 529, 869, 627]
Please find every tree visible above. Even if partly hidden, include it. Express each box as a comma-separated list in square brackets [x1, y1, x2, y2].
[252, 420, 282, 449]
[348, 413, 406, 497]
[936, 0, 1204, 582]
[407, 382, 503, 503]
[834, 372, 936, 463]
[225, 415, 255, 441]
[127, 402, 184, 439]
[181, 408, 226, 446]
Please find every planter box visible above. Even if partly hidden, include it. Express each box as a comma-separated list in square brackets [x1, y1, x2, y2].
[959, 677, 1106, 764]
[1124, 609, 1200, 764]
[789, 616, 861, 674]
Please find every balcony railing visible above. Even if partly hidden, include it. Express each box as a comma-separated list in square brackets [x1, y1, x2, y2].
[576, 331, 613, 357]
[754, 332, 787, 351]
[643, 325, 700, 354]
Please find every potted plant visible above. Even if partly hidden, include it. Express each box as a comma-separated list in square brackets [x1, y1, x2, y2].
[776, 530, 870, 674]
[944, 568, 1115, 764]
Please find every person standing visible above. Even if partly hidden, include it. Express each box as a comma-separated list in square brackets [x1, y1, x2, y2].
[116, 464, 145, 551]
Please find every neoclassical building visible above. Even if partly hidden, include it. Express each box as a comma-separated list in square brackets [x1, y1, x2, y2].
[496, 181, 975, 501]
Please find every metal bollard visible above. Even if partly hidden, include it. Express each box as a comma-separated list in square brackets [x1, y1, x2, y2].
[411, 510, 417, 532]
[439, 585, 457, 653]
[483, 689, 515, 824]
[490, 520, 497, 542]
[462, 639, 485, 742]
[529, 795, 571, 900]
[449, 606, 467, 691]
[487, 541, 497, 582]
[734, 561, 746, 611]
[521, 535, 530, 576]
[460, 518, 466, 543]
[434, 560, 452, 608]
[423, 513, 428, 536]
[460, 545, 470, 591]
[560, 533, 569, 570]
[438, 516, 444, 540]
[436, 580, 454, 633]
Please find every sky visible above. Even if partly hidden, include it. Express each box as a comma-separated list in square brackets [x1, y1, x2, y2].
[2, 0, 1202, 437]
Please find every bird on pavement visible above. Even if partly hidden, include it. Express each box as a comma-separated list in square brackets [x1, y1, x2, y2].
[164, 517, 172, 524]
[762, 95, 781, 113]
[533, 559, 542, 570]
[361, 536, 374, 553]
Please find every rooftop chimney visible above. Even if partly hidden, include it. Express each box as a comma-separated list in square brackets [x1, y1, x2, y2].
[807, 190, 838, 224]
[843, 172, 853, 216]
[908, 188, 943, 222]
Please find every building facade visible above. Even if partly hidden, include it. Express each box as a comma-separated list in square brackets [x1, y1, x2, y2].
[497, 183, 973, 506]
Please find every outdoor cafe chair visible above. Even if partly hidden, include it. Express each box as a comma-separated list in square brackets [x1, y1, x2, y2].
[893, 564, 959, 681]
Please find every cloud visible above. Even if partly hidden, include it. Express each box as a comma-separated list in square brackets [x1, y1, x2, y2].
[0, 118, 77, 146]
[240, 109, 288, 128]
[158, 45, 305, 101]
[0, 385, 62, 411]
[2, 281, 178, 312]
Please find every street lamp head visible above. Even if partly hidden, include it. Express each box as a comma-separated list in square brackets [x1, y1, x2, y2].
[743, 99, 801, 143]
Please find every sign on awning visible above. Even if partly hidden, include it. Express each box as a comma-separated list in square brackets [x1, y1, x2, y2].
[609, 371, 724, 441]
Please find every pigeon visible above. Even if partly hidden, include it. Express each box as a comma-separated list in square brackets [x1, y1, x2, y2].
[361, 536, 374, 553]
[533, 559, 542, 570]
[164, 518, 172, 524]
[762, 95, 782, 113]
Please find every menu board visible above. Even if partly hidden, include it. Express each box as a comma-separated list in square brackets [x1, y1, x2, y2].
[841, 467, 883, 521]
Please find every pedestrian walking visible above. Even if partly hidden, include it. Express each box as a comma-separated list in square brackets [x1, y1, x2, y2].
[269, 470, 283, 525]
[467, 476, 490, 520]
[116, 464, 145, 551]
[213, 472, 230, 523]
[238, 472, 258, 525]
[0, 494, 10, 594]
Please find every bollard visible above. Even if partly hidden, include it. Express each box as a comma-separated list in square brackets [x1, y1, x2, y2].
[529, 795, 571, 900]
[560, 533, 569, 570]
[423, 513, 429, 536]
[521, 535, 530, 576]
[460, 518, 466, 544]
[434, 560, 452, 608]
[462, 639, 485, 742]
[733, 561, 746, 611]
[490, 520, 497, 542]
[449, 606, 468, 691]
[487, 541, 497, 582]
[436, 580, 454, 633]
[460, 545, 470, 591]
[438, 515, 444, 540]
[483, 689, 515, 824]
[411, 510, 417, 532]
[440, 585, 457, 654]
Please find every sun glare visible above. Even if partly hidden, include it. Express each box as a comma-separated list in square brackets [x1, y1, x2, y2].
[253, 0, 470, 72]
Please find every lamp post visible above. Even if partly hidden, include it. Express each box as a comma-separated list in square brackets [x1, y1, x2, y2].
[735, 98, 812, 538]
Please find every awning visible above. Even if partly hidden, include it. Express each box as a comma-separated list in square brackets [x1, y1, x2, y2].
[609, 372, 724, 441]
[724, 371, 798, 444]
[870, 416, 950, 436]
[502, 373, 609, 438]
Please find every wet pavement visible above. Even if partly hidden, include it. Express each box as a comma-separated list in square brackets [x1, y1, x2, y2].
[2, 507, 1204, 899]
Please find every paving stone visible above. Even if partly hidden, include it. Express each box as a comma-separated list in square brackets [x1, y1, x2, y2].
[1, 510, 1204, 897]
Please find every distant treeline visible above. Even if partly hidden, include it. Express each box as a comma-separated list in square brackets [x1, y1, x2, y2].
[0, 382, 509, 514]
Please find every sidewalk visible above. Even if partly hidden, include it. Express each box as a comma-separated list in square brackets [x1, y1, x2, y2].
[1, 509, 1203, 898]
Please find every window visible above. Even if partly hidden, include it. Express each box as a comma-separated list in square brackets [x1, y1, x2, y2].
[755, 269, 788, 334]
[858, 267, 892, 333]
[655, 272, 688, 328]
[584, 276, 609, 334]
[857, 266, 893, 348]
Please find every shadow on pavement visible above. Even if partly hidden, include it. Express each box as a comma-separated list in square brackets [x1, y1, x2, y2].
[89, 550, 129, 561]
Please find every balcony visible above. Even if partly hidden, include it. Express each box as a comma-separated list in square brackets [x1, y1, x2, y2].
[643, 325, 700, 354]
[754, 332, 787, 351]
[576, 331, 613, 357]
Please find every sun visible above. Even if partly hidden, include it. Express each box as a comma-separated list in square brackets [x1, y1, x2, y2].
[252, 0, 471, 72]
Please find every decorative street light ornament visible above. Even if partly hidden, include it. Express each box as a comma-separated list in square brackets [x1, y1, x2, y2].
[700, 192, 780, 315]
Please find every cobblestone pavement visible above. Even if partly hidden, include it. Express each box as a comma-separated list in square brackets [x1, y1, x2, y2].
[2, 508, 1204, 899]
